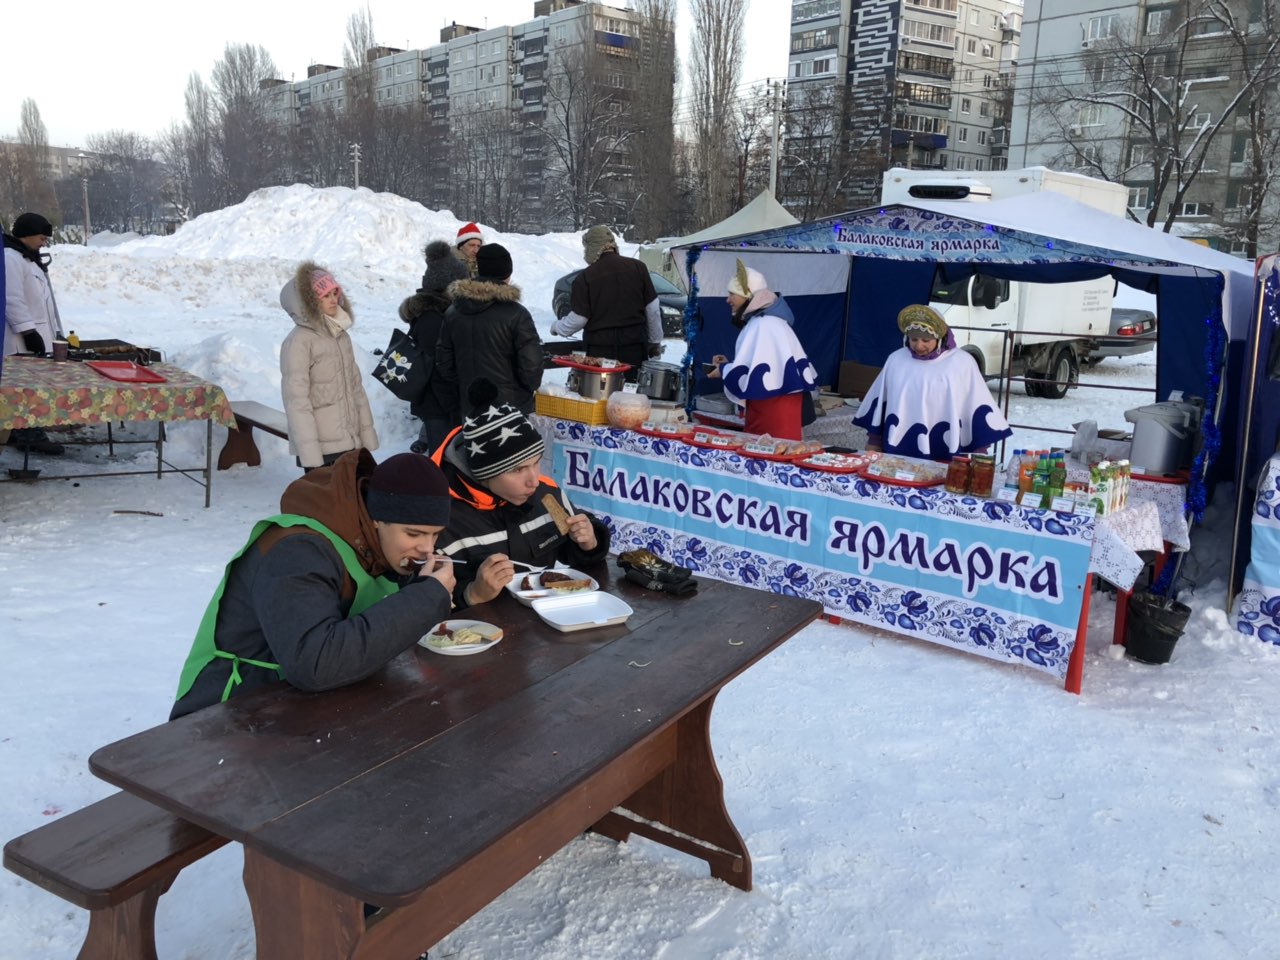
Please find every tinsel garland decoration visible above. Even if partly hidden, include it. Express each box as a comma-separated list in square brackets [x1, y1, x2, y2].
[1152, 277, 1226, 598]
[681, 246, 703, 416]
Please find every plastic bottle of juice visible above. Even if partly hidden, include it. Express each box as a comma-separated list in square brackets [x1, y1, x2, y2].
[1049, 453, 1067, 499]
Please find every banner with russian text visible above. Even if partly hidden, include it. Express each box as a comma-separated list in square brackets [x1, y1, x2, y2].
[548, 423, 1094, 682]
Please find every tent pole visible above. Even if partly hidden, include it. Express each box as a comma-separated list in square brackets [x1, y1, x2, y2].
[1226, 258, 1271, 611]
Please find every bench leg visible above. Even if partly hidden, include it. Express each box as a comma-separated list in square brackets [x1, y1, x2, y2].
[217, 423, 261, 470]
[77, 878, 170, 960]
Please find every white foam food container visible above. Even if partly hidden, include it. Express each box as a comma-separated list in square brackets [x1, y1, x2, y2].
[530, 591, 634, 632]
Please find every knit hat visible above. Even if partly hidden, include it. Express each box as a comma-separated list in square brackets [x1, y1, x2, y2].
[461, 379, 545, 481]
[364, 453, 451, 526]
[11, 212, 53, 239]
[727, 258, 767, 298]
[456, 222, 483, 247]
[423, 239, 469, 294]
[475, 243, 513, 282]
[311, 268, 340, 299]
[897, 304, 949, 341]
[582, 225, 617, 264]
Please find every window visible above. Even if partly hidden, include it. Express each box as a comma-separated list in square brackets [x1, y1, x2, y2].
[1146, 9, 1170, 34]
[970, 9, 980, 25]
[1127, 185, 1150, 209]
[1087, 59, 1108, 84]
[961, 97, 971, 113]
[1074, 146, 1099, 168]
[958, 126, 969, 142]
[981, 43, 994, 58]
[1177, 201, 1212, 216]
[1129, 143, 1151, 165]
[983, 73, 994, 88]
[979, 101, 990, 117]
[1226, 182, 1253, 209]
[1192, 111, 1212, 127]
[965, 69, 974, 83]
[1077, 103, 1105, 127]
[813, 57, 831, 74]
[977, 129, 987, 144]
[967, 38, 977, 54]
[1086, 15, 1118, 41]
[974, 157, 986, 170]
[901, 19, 955, 44]
[1231, 132, 1254, 163]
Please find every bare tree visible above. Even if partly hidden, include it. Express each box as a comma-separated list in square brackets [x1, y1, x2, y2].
[341, 7, 378, 188]
[1026, 0, 1280, 233]
[6, 99, 58, 224]
[211, 43, 288, 201]
[538, 41, 637, 229]
[688, 0, 746, 226]
[83, 130, 165, 233]
[631, 0, 679, 239]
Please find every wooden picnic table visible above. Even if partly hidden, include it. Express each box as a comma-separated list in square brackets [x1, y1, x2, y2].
[88, 562, 821, 958]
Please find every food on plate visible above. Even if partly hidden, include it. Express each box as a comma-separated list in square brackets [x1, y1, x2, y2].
[428, 624, 502, 647]
[542, 493, 571, 534]
[865, 455, 946, 484]
[538, 570, 595, 593]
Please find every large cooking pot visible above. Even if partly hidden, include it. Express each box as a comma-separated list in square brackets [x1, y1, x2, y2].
[637, 361, 685, 403]
[566, 367, 626, 400]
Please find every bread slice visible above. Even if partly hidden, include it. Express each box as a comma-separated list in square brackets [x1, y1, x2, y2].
[542, 494, 571, 534]
[539, 570, 593, 593]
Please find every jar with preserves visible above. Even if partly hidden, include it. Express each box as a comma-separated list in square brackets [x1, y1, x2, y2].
[944, 455, 972, 494]
[969, 454, 997, 497]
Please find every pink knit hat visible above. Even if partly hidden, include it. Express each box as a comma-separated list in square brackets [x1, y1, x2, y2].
[311, 269, 340, 299]
[456, 222, 483, 247]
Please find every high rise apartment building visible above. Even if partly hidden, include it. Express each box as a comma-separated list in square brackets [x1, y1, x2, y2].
[784, 0, 1021, 212]
[1009, 0, 1275, 254]
[253, 0, 660, 231]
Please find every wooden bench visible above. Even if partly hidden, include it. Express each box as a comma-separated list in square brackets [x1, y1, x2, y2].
[3, 791, 228, 960]
[217, 400, 289, 470]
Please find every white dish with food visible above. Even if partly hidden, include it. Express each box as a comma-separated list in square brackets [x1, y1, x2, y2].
[505, 567, 599, 606]
[419, 620, 504, 656]
[530, 592, 634, 633]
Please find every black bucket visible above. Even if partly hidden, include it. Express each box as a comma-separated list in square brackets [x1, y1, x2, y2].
[1125, 592, 1191, 664]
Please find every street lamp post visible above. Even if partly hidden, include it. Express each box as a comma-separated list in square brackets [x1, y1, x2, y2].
[76, 152, 91, 245]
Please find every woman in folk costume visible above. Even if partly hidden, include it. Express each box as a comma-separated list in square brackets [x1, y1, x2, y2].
[854, 304, 1012, 461]
[708, 259, 819, 440]
[279, 262, 379, 471]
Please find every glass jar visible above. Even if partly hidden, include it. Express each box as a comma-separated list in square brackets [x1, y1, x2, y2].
[969, 455, 997, 497]
[945, 456, 972, 494]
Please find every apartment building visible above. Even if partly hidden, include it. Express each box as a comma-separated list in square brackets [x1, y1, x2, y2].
[784, 0, 1021, 211]
[1009, 0, 1275, 254]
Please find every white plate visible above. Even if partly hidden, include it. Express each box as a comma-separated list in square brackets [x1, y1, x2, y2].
[530, 592, 634, 633]
[418, 619, 503, 656]
[504, 567, 600, 606]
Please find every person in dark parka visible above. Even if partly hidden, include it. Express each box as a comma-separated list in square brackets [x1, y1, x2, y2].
[402, 240, 469, 454]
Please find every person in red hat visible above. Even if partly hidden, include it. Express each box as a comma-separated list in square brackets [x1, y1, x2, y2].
[455, 222, 483, 277]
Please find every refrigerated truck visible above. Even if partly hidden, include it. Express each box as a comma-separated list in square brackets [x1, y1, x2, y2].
[880, 166, 1133, 398]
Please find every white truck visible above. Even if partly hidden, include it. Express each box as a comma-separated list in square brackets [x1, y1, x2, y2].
[880, 166, 1132, 398]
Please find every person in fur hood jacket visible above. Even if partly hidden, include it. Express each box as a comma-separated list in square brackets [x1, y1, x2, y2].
[435, 243, 543, 417]
[279, 262, 379, 471]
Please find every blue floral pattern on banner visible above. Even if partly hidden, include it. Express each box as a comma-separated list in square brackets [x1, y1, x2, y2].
[1232, 454, 1280, 645]
[544, 421, 1094, 681]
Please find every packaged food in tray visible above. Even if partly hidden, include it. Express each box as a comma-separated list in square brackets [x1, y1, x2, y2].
[860, 454, 946, 487]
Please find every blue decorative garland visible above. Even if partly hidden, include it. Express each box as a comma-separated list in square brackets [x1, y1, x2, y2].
[681, 246, 703, 416]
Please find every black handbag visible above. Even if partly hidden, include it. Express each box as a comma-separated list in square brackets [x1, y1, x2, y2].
[373, 328, 431, 403]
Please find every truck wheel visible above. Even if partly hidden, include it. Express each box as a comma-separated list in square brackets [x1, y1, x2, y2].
[1036, 346, 1078, 400]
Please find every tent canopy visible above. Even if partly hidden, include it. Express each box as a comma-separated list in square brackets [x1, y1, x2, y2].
[670, 191, 1254, 488]
[638, 190, 798, 289]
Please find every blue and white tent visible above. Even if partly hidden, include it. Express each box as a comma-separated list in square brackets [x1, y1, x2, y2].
[671, 191, 1253, 531]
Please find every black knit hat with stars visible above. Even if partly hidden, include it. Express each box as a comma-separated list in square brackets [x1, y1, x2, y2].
[461, 379, 545, 481]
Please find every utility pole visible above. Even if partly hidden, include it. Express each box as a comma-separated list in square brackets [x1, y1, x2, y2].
[350, 142, 362, 189]
[769, 79, 785, 198]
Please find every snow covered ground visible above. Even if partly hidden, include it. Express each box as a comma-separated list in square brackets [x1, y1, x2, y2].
[2, 186, 1278, 960]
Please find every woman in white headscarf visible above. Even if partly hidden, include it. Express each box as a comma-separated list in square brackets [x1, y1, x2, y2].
[708, 259, 818, 440]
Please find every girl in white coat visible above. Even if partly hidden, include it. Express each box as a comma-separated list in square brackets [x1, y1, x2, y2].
[279, 263, 379, 471]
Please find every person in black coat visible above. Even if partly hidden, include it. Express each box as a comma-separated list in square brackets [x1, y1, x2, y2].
[435, 243, 544, 416]
[402, 240, 470, 454]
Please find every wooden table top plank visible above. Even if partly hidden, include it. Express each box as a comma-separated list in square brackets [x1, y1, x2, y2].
[246, 586, 820, 902]
[88, 565, 689, 840]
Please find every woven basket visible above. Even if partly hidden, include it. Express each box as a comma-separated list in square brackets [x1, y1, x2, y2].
[534, 394, 609, 425]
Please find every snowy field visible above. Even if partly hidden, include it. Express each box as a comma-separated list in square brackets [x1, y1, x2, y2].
[2, 186, 1278, 960]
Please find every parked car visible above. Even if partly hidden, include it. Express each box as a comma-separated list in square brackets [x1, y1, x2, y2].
[551, 269, 688, 338]
[1086, 308, 1157, 363]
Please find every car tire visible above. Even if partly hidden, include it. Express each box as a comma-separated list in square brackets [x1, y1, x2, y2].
[1032, 346, 1078, 400]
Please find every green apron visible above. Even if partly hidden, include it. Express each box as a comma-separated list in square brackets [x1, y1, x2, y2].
[173, 514, 399, 705]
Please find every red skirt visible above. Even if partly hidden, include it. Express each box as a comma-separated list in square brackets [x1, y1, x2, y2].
[745, 393, 803, 440]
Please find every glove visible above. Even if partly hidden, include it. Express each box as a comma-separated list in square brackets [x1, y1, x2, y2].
[22, 330, 46, 355]
[624, 566, 699, 595]
[618, 549, 696, 596]
[647, 343, 663, 359]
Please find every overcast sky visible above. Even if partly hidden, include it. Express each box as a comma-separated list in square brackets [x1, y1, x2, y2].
[3, 1, 791, 148]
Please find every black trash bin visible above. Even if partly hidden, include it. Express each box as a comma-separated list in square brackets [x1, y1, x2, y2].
[1125, 592, 1191, 664]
